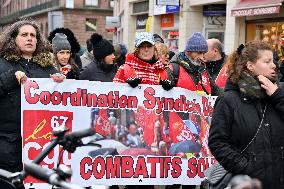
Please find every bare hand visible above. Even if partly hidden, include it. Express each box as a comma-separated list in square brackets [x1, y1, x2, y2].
[60, 65, 71, 75]
[15, 71, 28, 84]
[50, 73, 66, 83]
[257, 75, 278, 96]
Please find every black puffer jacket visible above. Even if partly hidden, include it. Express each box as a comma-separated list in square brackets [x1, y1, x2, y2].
[0, 54, 57, 172]
[79, 60, 117, 82]
[209, 81, 284, 189]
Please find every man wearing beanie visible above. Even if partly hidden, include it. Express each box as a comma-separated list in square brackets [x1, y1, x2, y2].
[164, 32, 220, 189]
[168, 32, 220, 95]
[79, 33, 117, 82]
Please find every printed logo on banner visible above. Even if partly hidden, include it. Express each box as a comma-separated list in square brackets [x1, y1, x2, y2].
[23, 110, 73, 184]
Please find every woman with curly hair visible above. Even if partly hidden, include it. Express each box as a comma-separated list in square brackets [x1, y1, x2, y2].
[0, 18, 63, 175]
[209, 41, 284, 189]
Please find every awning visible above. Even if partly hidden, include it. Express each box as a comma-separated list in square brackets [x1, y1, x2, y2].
[231, 0, 284, 17]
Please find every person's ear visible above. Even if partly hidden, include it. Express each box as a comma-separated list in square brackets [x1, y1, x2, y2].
[246, 61, 254, 72]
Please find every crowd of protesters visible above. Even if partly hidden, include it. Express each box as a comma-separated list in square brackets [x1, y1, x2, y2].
[0, 18, 283, 189]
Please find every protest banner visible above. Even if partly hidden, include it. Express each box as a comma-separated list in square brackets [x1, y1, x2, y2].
[22, 78, 217, 188]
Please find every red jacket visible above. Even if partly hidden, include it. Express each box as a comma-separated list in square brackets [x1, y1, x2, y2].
[169, 53, 212, 95]
[113, 53, 168, 85]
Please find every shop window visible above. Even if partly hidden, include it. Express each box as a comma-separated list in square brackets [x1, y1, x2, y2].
[246, 22, 284, 60]
[85, 0, 98, 6]
[85, 18, 97, 32]
[133, 1, 148, 14]
[206, 30, 224, 44]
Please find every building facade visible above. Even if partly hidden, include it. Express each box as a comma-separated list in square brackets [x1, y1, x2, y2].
[113, 0, 284, 57]
[0, 0, 114, 45]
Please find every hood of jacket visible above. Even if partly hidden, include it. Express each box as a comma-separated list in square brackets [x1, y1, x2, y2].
[2, 52, 54, 67]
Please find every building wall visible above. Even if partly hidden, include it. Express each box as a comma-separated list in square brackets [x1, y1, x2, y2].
[0, 0, 113, 46]
[113, 0, 227, 52]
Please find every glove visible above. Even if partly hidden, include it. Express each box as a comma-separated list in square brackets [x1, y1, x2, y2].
[160, 79, 174, 91]
[126, 77, 142, 88]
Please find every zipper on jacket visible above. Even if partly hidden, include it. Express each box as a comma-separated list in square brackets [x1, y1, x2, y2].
[281, 146, 284, 159]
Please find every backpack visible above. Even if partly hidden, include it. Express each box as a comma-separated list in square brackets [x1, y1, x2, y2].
[165, 62, 179, 87]
[167, 62, 212, 95]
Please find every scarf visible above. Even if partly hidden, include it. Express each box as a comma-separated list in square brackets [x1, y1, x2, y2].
[177, 52, 201, 74]
[238, 72, 267, 100]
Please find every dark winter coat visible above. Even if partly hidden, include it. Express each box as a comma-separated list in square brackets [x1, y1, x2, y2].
[79, 59, 117, 82]
[205, 53, 226, 81]
[209, 81, 284, 189]
[0, 53, 57, 172]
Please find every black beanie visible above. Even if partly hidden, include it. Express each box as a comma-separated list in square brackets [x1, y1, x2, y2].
[90, 33, 114, 61]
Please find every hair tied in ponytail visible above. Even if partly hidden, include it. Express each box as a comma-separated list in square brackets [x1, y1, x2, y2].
[237, 44, 245, 55]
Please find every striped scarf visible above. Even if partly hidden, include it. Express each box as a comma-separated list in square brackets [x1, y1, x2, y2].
[124, 53, 165, 85]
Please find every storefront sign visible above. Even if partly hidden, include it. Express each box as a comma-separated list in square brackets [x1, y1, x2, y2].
[154, 5, 180, 15]
[106, 16, 120, 28]
[136, 15, 148, 30]
[156, 0, 179, 6]
[160, 14, 174, 28]
[203, 4, 226, 16]
[231, 6, 280, 17]
[169, 31, 179, 36]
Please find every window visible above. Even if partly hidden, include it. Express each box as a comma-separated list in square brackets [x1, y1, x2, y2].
[133, 1, 148, 14]
[85, 18, 97, 32]
[247, 21, 284, 60]
[85, 0, 98, 6]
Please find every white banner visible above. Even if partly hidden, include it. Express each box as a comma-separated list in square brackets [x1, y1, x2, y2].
[21, 78, 217, 188]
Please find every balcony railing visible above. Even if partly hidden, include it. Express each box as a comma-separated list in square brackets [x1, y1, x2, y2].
[0, 0, 60, 25]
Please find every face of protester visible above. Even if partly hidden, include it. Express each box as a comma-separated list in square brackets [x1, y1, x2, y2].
[247, 50, 276, 82]
[204, 40, 217, 62]
[57, 50, 71, 66]
[129, 124, 137, 135]
[15, 25, 37, 59]
[104, 53, 116, 64]
[187, 51, 206, 63]
[138, 42, 155, 61]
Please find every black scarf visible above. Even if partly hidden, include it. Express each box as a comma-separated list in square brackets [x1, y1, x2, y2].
[97, 61, 117, 72]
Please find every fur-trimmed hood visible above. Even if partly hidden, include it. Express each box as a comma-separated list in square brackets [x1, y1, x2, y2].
[2, 52, 54, 67]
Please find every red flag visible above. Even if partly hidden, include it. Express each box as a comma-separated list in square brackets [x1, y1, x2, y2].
[215, 65, 228, 88]
[169, 112, 195, 143]
[199, 114, 211, 156]
[135, 106, 157, 146]
[95, 109, 111, 137]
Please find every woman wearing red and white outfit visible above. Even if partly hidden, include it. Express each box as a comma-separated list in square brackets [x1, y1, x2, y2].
[114, 32, 172, 189]
[113, 32, 172, 89]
